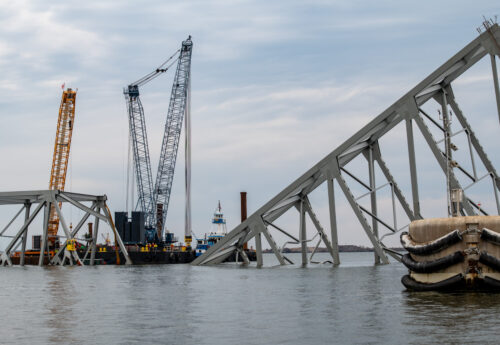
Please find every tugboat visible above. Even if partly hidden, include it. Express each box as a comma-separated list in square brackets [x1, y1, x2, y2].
[195, 201, 228, 257]
[401, 106, 500, 291]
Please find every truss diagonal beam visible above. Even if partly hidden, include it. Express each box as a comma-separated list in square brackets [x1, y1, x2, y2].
[337, 174, 390, 264]
[372, 142, 418, 221]
[258, 218, 286, 265]
[412, 107, 475, 215]
[445, 86, 500, 191]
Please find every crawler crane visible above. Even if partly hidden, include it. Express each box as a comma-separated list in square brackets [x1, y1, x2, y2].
[48, 88, 77, 247]
[124, 36, 193, 245]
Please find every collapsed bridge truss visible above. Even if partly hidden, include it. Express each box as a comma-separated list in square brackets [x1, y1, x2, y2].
[193, 23, 500, 267]
[0, 190, 132, 266]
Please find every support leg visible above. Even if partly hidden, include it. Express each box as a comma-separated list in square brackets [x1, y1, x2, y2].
[39, 202, 51, 266]
[90, 207, 100, 266]
[20, 202, 31, 266]
[237, 247, 250, 264]
[299, 199, 307, 266]
[406, 118, 421, 217]
[327, 178, 340, 265]
[255, 231, 263, 268]
[103, 203, 132, 265]
[367, 146, 380, 264]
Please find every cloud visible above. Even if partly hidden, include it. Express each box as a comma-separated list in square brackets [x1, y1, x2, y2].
[0, 1, 107, 64]
[0, 0, 499, 250]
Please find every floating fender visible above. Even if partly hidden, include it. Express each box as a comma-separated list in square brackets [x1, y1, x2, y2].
[400, 230, 462, 255]
[482, 276, 500, 289]
[401, 274, 463, 291]
[479, 251, 500, 272]
[480, 228, 500, 246]
[401, 251, 464, 273]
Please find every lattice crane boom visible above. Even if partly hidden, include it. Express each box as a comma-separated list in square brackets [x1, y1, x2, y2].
[124, 85, 156, 228]
[154, 36, 193, 240]
[124, 36, 193, 239]
[48, 88, 77, 240]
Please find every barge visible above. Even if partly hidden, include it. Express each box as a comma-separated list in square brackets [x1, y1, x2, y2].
[401, 215, 500, 290]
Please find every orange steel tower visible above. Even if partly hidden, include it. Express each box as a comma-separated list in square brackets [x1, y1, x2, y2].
[48, 88, 77, 245]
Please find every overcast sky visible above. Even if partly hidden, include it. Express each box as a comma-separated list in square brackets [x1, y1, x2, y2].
[0, 0, 499, 251]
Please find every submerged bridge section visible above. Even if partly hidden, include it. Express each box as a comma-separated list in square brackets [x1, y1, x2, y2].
[193, 23, 500, 267]
[0, 190, 132, 266]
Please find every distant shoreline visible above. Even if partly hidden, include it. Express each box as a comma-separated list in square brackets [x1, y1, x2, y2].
[262, 245, 404, 253]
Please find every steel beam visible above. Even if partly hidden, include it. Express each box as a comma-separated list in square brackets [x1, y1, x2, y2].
[58, 193, 108, 222]
[367, 146, 380, 264]
[490, 54, 500, 125]
[337, 173, 390, 264]
[19, 202, 31, 266]
[0, 205, 24, 236]
[299, 199, 308, 266]
[446, 86, 500, 192]
[90, 206, 100, 266]
[265, 221, 300, 243]
[327, 177, 340, 265]
[254, 230, 263, 268]
[39, 202, 50, 266]
[50, 201, 97, 265]
[413, 110, 475, 215]
[303, 196, 337, 262]
[372, 143, 417, 221]
[3, 201, 45, 256]
[103, 204, 132, 265]
[405, 118, 421, 217]
[258, 218, 286, 265]
[237, 247, 250, 265]
[203, 245, 238, 265]
[53, 198, 83, 266]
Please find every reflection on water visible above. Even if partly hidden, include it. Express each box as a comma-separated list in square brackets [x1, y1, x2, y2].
[1, 252, 499, 345]
[402, 290, 500, 345]
[45, 268, 78, 344]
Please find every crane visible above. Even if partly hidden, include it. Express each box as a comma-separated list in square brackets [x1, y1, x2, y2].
[48, 88, 77, 247]
[124, 36, 193, 245]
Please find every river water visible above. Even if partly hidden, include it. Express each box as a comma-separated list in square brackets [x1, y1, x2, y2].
[1, 252, 499, 345]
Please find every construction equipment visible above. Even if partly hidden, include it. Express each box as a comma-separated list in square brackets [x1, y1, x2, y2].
[124, 36, 193, 244]
[48, 88, 77, 246]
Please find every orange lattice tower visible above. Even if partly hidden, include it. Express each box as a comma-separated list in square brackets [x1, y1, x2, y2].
[48, 88, 77, 246]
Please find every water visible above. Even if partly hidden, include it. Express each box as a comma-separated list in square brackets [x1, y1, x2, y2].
[1, 252, 499, 344]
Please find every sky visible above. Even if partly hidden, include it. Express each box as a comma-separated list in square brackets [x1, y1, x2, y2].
[0, 0, 499, 252]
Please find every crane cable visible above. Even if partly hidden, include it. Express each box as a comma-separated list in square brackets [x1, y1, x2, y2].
[130, 49, 181, 87]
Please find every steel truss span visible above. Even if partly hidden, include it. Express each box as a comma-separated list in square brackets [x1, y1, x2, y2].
[193, 24, 500, 267]
[0, 190, 132, 266]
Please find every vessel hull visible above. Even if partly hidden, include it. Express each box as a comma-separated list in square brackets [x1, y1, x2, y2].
[401, 216, 500, 290]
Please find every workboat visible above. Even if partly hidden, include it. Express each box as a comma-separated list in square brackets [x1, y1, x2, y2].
[401, 205, 500, 291]
[195, 201, 228, 257]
